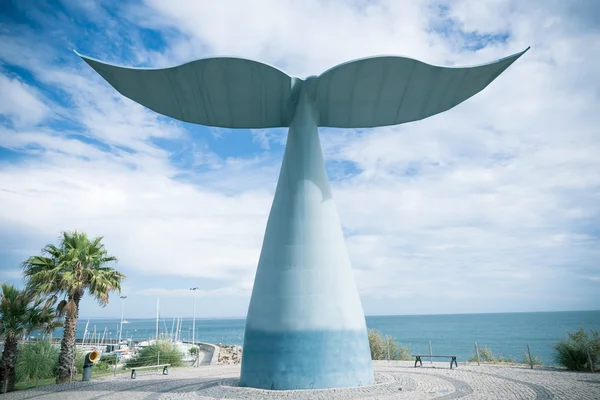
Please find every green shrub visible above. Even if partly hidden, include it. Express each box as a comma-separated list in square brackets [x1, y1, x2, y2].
[125, 341, 183, 368]
[93, 361, 112, 373]
[74, 349, 85, 375]
[16, 340, 59, 385]
[554, 328, 599, 371]
[468, 346, 514, 363]
[100, 355, 118, 365]
[368, 330, 411, 361]
[189, 346, 199, 355]
[521, 352, 543, 366]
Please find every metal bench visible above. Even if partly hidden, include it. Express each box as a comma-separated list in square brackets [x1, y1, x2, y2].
[129, 364, 171, 379]
[413, 355, 458, 369]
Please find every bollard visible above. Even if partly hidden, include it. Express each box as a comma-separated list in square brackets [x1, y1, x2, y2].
[82, 351, 100, 381]
[429, 341, 433, 364]
[527, 343, 534, 369]
[386, 338, 390, 361]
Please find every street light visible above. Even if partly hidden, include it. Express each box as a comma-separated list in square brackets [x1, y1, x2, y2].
[118, 295, 127, 346]
[190, 287, 199, 367]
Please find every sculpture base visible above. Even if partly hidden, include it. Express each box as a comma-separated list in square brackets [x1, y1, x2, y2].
[240, 329, 373, 390]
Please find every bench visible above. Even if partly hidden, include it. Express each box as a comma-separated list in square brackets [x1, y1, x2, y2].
[129, 364, 171, 379]
[413, 355, 458, 369]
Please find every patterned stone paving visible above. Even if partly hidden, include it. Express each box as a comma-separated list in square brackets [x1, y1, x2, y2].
[4, 361, 599, 399]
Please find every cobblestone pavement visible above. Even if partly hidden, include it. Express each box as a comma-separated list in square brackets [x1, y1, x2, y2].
[4, 361, 600, 399]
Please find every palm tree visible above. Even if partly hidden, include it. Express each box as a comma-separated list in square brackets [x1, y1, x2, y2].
[0, 283, 58, 393]
[21, 231, 125, 383]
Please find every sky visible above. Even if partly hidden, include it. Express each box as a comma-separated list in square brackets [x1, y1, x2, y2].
[0, 0, 599, 319]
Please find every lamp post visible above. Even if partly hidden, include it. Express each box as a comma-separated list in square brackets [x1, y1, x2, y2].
[190, 287, 199, 367]
[118, 295, 127, 346]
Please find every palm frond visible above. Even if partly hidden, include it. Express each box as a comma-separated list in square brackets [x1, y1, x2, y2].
[56, 299, 68, 316]
[21, 230, 125, 323]
[0, 283, 60, 337]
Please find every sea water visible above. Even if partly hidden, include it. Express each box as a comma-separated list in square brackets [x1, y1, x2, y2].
[44, 310, 599, 366]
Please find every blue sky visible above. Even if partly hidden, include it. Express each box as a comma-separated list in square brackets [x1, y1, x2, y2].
[0, 0, 599, 319]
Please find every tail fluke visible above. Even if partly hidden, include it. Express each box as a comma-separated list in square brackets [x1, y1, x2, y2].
[76, 48, 529, 129]
[316, 48, 530, 128]
[75, 51, 295, 129]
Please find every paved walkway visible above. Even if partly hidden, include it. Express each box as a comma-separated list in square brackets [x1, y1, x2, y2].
[4, 361, 599, 399]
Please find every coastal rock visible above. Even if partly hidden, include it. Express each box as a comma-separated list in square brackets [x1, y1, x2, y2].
[216, 344, 242, 365]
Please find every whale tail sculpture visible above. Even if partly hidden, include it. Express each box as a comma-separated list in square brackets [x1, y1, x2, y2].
[77, 48, 529, 390]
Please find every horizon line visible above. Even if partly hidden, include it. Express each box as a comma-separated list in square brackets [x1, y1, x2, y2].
[78, 308, 600, 320]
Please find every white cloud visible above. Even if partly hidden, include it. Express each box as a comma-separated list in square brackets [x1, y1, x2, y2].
[130, 0, 449, 74]
[0, 0, 599, 317]
[0, 74, 50, 127]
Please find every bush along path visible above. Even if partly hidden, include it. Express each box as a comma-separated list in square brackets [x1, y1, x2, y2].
[554, 328, 599, 372]
[368, 329, 411, 361]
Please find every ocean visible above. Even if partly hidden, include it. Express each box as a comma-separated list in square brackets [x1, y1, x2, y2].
[40, 310, 600, 366]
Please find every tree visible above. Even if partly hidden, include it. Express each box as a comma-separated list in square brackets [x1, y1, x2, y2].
[22, 231, 125, 383]
[0, 283, 58, 393]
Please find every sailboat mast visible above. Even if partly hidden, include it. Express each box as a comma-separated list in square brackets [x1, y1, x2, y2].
[170, 317, 176, 341]
[178, 316, 182, 342]
[100, 327, 107, 348]
[82, 319, 90, 348]
[155, 297, 160, 340]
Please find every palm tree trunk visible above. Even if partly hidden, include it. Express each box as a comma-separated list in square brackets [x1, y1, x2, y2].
[56, 292, 81, 383]
[0, 333, 19, 393]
